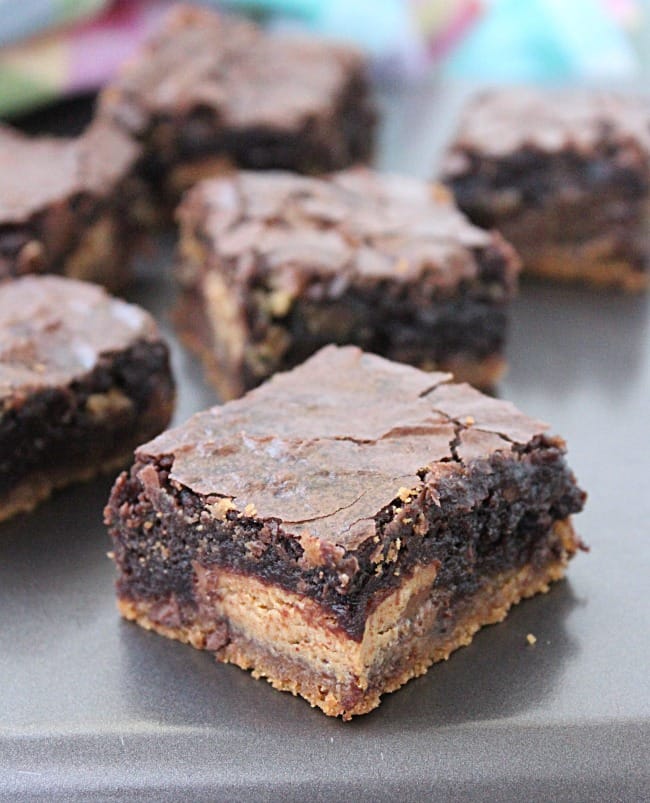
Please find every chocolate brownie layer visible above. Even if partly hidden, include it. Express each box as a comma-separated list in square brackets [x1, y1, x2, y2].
[98, 4, 375, 213]
[175, 169, 520, 398]
[442, 88, 650, 291]
[0, 120, 142, 289]
[106, 346, 585, 718]
[0, 276, 175, 521]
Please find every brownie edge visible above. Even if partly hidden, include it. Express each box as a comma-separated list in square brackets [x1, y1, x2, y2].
[0, 275, 175, 521]
[0, 119, 142, 288]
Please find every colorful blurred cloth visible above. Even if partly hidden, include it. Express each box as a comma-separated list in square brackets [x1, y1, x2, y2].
[0, 0, 482, 117]
[0, 0, 105, 47]
[0, 1, 168, 117]
[0, 0, 647, 119]
[225, 0, 483, 78]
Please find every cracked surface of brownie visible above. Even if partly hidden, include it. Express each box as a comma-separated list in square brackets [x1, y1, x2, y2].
[443, 88, 650, 290]
[0, 275, 175, 521]
[98, 4, 375, 211]
[106, 346, 585, 718]
[175, 168, 520, 398]
[0, 120, 141, 289]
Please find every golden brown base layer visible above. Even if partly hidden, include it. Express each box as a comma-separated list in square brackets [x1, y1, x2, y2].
[118, 520, 579, 719]
[520, 241, 648, 292]
[526, 257, 648, 292]
[0, 451, 131, 524]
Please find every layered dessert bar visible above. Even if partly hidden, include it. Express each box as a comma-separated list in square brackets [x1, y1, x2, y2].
[106, 345, 586, 719]
[0, 276, 175, 522]
[98, 4, 375, 212]
[442, 88, 650, 291]
[0, 120, 141, 289]
[175, 168, 520, 398]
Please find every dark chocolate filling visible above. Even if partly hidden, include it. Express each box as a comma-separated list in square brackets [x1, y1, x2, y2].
[107, 436, 585, 640]
[244, 291, 508, 390]
[448, 148, 648, 226]
[182, 241, 514, 393]
[0, 340, 173, 498]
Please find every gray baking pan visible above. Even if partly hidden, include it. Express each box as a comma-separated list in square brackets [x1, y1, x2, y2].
[1, 84, 649, 802]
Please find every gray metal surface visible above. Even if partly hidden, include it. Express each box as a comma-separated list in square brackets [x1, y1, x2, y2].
[1, 86, 649, 801]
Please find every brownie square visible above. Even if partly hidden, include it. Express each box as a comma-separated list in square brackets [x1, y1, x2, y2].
[0, 120, 141, 290]
[106, 345, 585, 719]
[175, 168, 519, 398]
[98, 4, 375, 213]
[0, 275, 175, 522]
[442, 88, 650, 291]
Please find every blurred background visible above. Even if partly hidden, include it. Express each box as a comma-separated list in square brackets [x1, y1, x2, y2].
[0, 0, 648, 119]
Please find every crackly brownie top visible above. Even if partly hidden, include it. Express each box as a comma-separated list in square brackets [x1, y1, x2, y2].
[0, 276, 160, 394]
[179, 169, 515, 290]
[140, 345, 547, 549]
[446, 87, 650, 160]
[0, 120, 138, 225]
[99, 4, 367, 134]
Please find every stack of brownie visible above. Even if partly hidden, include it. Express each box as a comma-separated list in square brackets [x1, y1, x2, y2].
[0, 2, 594, 719]
[442, 88, 650, 291]
[97, 5, 376, 210]
[174, 169, 519, 396]
[106, 345, 585, 719]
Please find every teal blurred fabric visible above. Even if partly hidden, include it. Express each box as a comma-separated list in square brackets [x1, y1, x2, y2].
[225, 0, 648, 82]
[222, 0, 484, 76]
[446, 0, 642, 82]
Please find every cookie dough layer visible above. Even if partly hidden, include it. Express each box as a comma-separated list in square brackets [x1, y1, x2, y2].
[496, 203, 650, 291]
[0, 452, 131, 524]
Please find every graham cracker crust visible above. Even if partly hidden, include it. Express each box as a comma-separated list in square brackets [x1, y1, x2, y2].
[118, 519, 579, 719]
